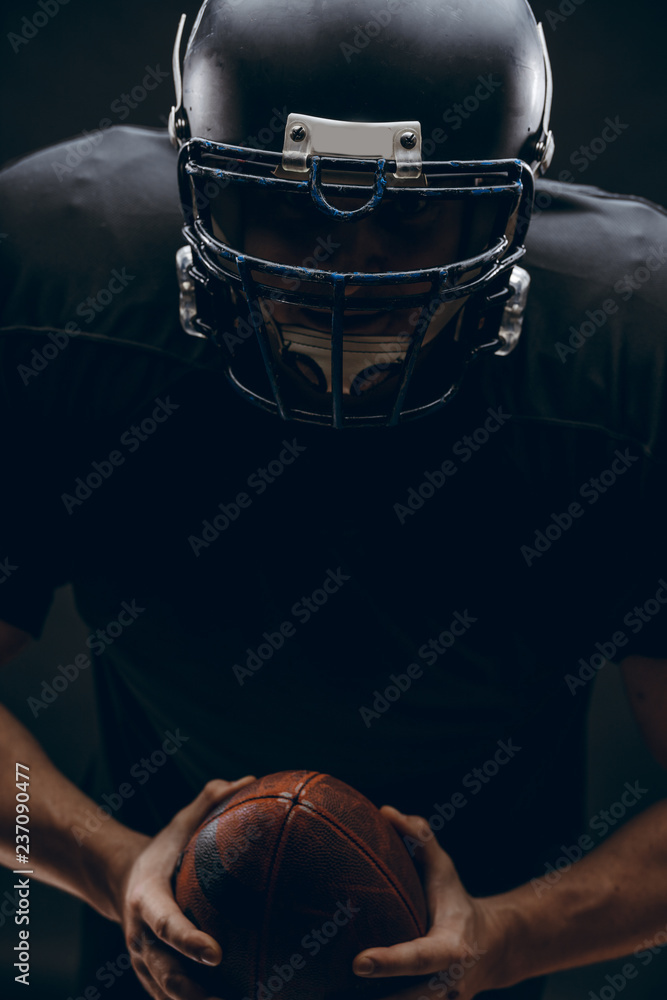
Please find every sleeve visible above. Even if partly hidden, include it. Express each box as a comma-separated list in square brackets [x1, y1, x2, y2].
[0, 326, 75, 639]
[607, 454, 667, 660]
[0, 154, 77, 639]
[0, 128, 203, 639]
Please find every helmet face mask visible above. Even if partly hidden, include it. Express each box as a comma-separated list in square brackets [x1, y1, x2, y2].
[170, 0, 554, 429]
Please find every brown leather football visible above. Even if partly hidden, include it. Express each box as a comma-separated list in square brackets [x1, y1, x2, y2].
[173, 770, 428, 1000]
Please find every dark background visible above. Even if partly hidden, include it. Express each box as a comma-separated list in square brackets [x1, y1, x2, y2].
[1, 1, 667, 998]
[1, 0, 666, 208]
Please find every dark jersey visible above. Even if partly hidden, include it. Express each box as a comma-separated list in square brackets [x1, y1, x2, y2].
[1, 126, 667, 908]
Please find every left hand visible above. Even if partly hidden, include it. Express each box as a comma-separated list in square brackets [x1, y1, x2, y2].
[351, 805, 513, 1000]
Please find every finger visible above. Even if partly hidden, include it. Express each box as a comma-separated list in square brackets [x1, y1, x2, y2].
[381, 806, 456, 881]
[132, 952, 225, 1000]
[131, 953, 172, 1000]
[142, 890, 224, 966]
[380, 974, 466, 1000]
[353, 933, 452, 979]
[381, 807, 462, 923]
[377, 981, 459, 1000]
[144, 940, 223, 1000]
[374, 979, 440, 1000]
[167, 777, 258, 846]
[145, 779, 257, 965]
[381, 805, 436, 849]
[131, 937, 225, 1000]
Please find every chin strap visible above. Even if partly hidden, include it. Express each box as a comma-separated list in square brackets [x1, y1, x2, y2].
[495, 266, 531, 356]
[168, 14, 190, 149]
[532, 23, 556, 177]
[471, 266, 531, 359]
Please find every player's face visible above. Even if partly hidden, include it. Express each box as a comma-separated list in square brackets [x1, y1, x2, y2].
[212, 188, 463, 312]
[209, 186, 475, 409]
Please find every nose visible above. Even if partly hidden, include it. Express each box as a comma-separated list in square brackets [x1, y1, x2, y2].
[326, 216, 392, 279]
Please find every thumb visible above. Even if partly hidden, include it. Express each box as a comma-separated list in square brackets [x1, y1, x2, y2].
[164, 775, 257, 850]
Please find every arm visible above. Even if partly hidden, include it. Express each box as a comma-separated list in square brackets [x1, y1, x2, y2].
[0, 619, 142, 920]
[351, 803, 667, 997]
[0, 695, 147, 924]
[489, 798, 667, 985]
[488, 654, 667, 985]
[352, 654, 667, 997]
[0, 619, 255, 999]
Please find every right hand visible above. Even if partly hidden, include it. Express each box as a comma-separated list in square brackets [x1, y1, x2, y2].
[117, 775, 257, 999]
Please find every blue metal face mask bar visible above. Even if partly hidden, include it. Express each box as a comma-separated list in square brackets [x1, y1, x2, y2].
[175, 138, 535, 428]
[387, 270, 456, 428]
[308, 156, 389, 221]
[190, 217, 517, 307]
[235, 255, 289, 422]
[181, 143, 527, 208]
[330, 275, 346, 427]
[186, 229, 525, 428]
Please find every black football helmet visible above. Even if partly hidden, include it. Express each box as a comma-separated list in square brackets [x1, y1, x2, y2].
[169, 0, 554, 428]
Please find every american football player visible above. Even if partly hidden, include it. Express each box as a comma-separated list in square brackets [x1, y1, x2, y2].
[0, 2, 666, 999]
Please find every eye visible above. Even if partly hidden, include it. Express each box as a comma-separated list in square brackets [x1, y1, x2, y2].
[394, 195, 431, 216]
[275, 191, 324, 226]
[382, 194, 438, 226]
[284, 192, 304, 211]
